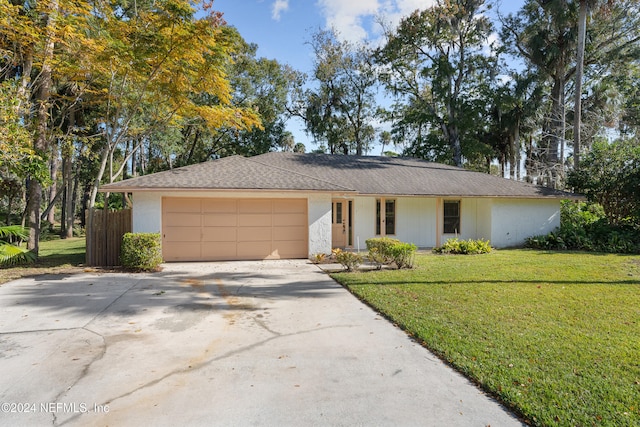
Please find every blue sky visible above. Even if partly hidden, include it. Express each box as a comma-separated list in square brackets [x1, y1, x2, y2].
[213, 0, 526, 152]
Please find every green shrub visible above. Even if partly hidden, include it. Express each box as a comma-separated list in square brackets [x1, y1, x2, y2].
[332, 248, 363, 272]
[367, 247, 387, 270]
[365, 238, 418, 269]
[389, 242, 417, 269]
[526, 201, 640, 254]
[366, 237, 400, 268]
[121, 233, 163, 271]
[560, 200, 604, 229]
[433, 238, 493, 255]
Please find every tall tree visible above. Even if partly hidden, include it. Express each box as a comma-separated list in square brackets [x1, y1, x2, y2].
[483, 69, 546, 179]
[376, 0, 495, 167]
[86, 0, 260, 208]
[503, 0, 577, 186]
[502, 0, 640, 186]
[166, 32, 303, 166]
[304, 29, 378, 155]
[572, 0, 589, 171]
[0, 82, 48, 184]
[0, 0, 91, 254]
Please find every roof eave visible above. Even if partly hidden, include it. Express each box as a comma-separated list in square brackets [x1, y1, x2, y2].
[98, 186, 356, 194]
[353, 192, 584, 200]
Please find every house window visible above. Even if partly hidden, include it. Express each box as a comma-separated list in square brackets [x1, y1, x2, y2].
[443, 200, 460, 234]
[334, 202, 343, 224]
[376, 198, 395, 235]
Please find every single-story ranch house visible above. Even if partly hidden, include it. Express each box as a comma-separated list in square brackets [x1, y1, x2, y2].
[101, 152, 577, 262]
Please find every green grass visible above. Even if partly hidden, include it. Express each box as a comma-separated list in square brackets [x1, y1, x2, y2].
[0, 237, 85, 284]
[38, 236, 86, 265]
[332, 250, 640, 427]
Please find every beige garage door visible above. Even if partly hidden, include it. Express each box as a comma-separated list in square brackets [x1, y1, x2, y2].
[162, 198, 308, 261]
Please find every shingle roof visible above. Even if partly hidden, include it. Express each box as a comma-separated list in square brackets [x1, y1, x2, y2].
[101, 152, 578, 199]
[100, 155, 352, 192]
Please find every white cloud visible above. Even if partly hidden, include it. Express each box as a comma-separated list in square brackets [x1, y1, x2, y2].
[272, 0, 289, 21]
[316, 0, 436, 43]
[484, 31, 500, 56]
[316, 0, 380, 42]
[379, 0, 436, 30]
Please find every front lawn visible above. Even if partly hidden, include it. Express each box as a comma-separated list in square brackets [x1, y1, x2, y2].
[332, 250, 640, 426]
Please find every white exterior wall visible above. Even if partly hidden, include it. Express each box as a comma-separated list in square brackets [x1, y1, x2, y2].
[351, 196, 437, 249]
[307, 193, 332, 255]
[396, 198, 437, 247]
[352, 197, 376, 250]
[132, 192, 162, 233]
[460, 198, 479, 239]
[476, 199, 493, 241]
[131, 191, 333, 257]
[490, 199, 560, 247]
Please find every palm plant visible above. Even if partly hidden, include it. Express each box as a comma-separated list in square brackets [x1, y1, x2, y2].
[0, 225, 36, 265]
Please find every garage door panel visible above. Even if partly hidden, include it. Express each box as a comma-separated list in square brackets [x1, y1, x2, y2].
[274, 241, 307, 258]
[164, 213, 201, 227]
[164, 227, 201, 242]
[202, 199, 237, 213]
[203, 213, 237, 227]
[201, 242, 237, 259]
[203, 227, 237, 242]
[164, 198, 201, 213]
[239, 214, 272, 227]
[273, 199, 306, 213]
[163, 242, 201, 261]
[237, 241, 272, 258]
[238, 227, 271, 242]
[273, 213, 307, 226]
[239, 200, 272, 214]
[273, 226, 306, 241]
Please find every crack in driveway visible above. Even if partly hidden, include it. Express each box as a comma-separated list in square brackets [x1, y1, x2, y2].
[58, 321, 357, 426]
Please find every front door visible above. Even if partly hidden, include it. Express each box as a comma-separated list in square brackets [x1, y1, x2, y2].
[332, 200, 347, 248]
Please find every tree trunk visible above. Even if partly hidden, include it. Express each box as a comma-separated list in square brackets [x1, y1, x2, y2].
[444, 105, 463, 167]
[80, 184, 90, 228]
[131, 143, 138, 177]
[449, 127, 462, 167]
[17, 50, 33, 112]
[574, 0, 588, 171]
[61, 152, 74, 238]
[61, 106, 76, 239]
[47, 150, 58, 224]
[510, 116, 520, 180]
[544, 74, 565, 188]
[89, 142, 111, 209]
[27, 0, 58, 255]
[7, 196, 12, 226]
[548, 78, 563, 166]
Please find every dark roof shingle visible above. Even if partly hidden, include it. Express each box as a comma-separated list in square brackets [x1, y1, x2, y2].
[101, 152, 578, 199]
[100, 155, 352, 192]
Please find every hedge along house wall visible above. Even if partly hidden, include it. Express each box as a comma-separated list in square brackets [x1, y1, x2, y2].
[86, 208, 132, 266]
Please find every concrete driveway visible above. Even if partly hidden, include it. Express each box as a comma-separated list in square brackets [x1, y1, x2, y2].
[0, 260, 522, 426]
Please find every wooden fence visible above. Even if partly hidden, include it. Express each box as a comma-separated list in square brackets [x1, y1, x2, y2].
[86, 208, 132, 267]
